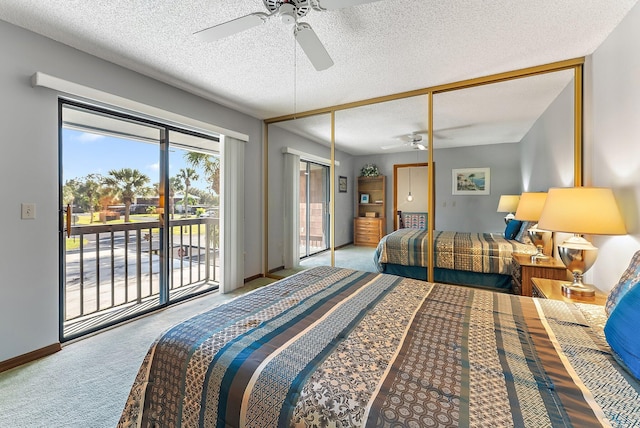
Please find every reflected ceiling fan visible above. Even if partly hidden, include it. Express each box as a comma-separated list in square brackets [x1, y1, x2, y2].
[382, 133, 428, 151]
[194, 0, 383, 71]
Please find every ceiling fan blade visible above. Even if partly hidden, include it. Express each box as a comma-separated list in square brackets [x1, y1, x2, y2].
[294, 23, 334, 71]
[316, 0, 383, 11]
[381, 142, 406, 150]
[195, 13, 268, 42]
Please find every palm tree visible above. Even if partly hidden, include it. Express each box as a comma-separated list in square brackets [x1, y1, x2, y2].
[103, 168, 150, 222]
[177, 167, 199, 216]
[169, 176, 183, 218]
[184, 152, 220, 196]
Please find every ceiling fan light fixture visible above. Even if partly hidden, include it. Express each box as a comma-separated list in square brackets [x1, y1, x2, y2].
[278, 3, 297, 25]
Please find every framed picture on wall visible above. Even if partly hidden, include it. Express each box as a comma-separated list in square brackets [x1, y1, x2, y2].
[360, 193, 370, 204]
[339, 176, 347, 192]
[452, 168, 490, 195]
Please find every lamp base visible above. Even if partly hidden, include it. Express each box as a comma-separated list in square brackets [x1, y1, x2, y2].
[531, 245, 550, 263]
[561, 282, 596, 297]
[531, 254, 550, 263]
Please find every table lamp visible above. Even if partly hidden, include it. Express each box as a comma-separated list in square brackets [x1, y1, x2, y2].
[514, 192, 551, 261]
[497, 195, 520, 224]
[537, 187, 627, 297]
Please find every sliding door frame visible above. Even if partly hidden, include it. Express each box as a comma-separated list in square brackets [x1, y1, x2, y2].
[59, 98, 221, 341]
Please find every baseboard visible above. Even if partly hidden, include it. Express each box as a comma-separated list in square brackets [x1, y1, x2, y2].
[0, 343, 61, 373]
[244, 273, 263, 283]
[268, 265, 285, 274]
[335, 242, 354, 250]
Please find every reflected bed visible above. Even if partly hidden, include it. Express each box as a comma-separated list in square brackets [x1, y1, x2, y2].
[374, 228, 538, 291]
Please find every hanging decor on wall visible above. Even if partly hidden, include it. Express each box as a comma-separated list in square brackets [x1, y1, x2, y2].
[452, 167, 490, 195]
[338, 176, 347, 192]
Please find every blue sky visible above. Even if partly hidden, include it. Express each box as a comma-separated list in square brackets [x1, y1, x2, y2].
[62, 129, 211, 190]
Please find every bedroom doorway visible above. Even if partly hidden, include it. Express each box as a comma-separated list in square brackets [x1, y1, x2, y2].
[299, 161, 330, 258]
[394, 163, 430, 230]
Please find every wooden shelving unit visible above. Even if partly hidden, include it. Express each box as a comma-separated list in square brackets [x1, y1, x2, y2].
[354, 176, 386, 246]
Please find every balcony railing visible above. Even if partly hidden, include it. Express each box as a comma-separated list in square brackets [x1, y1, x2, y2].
[63, 216, 219, 337]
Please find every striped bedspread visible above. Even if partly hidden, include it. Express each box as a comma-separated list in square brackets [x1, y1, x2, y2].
[374, 228, 537, 274]
[119, 267, 640, 427]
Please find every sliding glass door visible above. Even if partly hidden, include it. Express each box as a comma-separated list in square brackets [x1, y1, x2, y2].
[167, 132, 220, 300]
[60, 100, 220, 341]
[299, 161, 329, 258]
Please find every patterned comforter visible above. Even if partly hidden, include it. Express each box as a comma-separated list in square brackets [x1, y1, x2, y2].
[374, 228, 537, 275]
[119, 267, 639, 427]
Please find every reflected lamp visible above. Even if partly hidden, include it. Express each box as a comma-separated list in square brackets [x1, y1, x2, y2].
[514, 192, 551, 262]
[537, 187, 627, 297]
[497, 195, 520, 224]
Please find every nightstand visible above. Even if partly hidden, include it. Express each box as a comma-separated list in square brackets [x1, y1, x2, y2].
[511, 253, 569, 297]
[531, 277, 607, 306]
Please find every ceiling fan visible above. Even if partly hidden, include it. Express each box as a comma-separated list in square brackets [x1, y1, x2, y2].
[194, 0, 383, 71]
[382, 133, 428, 151]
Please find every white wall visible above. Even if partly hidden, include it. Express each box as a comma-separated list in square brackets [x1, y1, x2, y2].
[584, 1, 640, 291]
[0, 20, 263, 362]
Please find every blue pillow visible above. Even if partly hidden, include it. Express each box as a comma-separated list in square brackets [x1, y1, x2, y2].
[604, 281, 640, 380]
[504, 220, 523, 240]
[605, 250, 640, 316]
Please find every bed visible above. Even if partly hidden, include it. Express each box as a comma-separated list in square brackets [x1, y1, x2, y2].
[119, 266, 640, 427]
[374, 224, 538, 292]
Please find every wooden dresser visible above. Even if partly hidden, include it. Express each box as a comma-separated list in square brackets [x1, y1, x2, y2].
[354, 217, 386, 247]
[511, 253, 569, 297]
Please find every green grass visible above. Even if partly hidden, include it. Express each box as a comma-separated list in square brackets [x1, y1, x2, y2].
[65, 237, 88, 250]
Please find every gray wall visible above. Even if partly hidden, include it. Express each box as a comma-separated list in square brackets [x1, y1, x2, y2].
[267, 124, 354, 271]
[520, 80, 576, 191]
[355, 144, 522, 233]
[433, 143, 522, 233]
[0, 20, 263, 363]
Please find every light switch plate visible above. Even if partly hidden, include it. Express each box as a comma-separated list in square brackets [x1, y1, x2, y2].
[21, 203, 36, 219]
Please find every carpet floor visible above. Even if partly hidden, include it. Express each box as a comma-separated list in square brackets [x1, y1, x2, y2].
[300, 244, 377, 272]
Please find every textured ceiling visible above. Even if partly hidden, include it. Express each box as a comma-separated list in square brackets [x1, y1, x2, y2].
[1, 0, 638, 153]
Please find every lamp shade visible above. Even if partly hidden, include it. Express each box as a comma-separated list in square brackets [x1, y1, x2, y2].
[537, 187, 627, 235]
[497, 195, 520, 213]
[514, 192, 547, 221]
